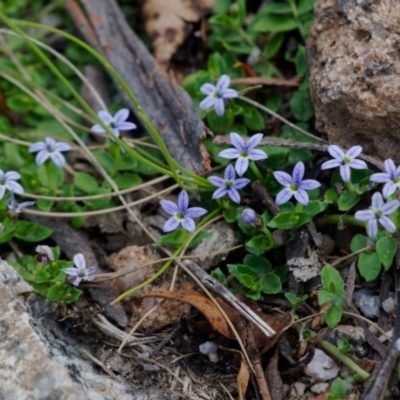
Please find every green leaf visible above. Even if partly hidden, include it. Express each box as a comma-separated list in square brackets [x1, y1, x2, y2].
[263, 33, 284, 59]
[317, 289, 335, 305]
[37, 163, 65, 189]
[14, 220, 53, 242]
[326, 305, 342, 328]
[290, 89, 314, 121]
[303, 200, 328, 217]
[243, 107, 265, 131]
[223, 206, 237, 223]
[338, 191, 360, 211]
[297, 0, 316, 15]
[376, 237, 397, 270]
[324, 188, 339, 204]
[252, 14, 298, 33]
[358, 251, 381, 281]
[74, 172, 98, 193]
[0, 219, 17, 244]
[268, 212, 311, 229]
[321, 265, 344, 296]
[114, 173, 142, 190]
[350, 234, 367, 252]
[47, 282, 69, 302]
[211, 267, 226, 282]
[260, 3, 292, 15]
[208, 52, 228, 78]
[245, 235, 274, 255]
[331, 377, 346, 399]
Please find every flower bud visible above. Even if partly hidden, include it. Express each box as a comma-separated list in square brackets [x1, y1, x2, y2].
[241, 208, 259, 225]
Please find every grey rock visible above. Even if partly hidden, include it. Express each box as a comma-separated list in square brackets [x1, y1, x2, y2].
[353, 289, 380, 318]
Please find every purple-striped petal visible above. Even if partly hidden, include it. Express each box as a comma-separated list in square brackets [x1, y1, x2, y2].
[86, 266, 97, 276]
[117, 121, 137, 131]
[114, 109, 129, 124]
[346, 145, 362, 159]
[384, 159, 396, 176]
[235, 157, 249, 176]
[63, 267, 79, 277]
[248, 149, 268, 161]
[327, 145, 345, 160]
[160, 199, 179, 215]
[349, 159, 368, 169]
[5, 171, 21, 180]
[6, 181, 24, 195]
[208, 176, 224, 187]
[294, 189, 309, 206]
[382, 199, 400, 215]
[212, 187, 228, 199]
[36, 150, 50, 166]
[230, 132, 245, 150]
[220, 88, 238, 98]
[321, 159, 342, 170]
[163, 217, 180, 232]
[200, 83, 216, 95]
[371, 192, 384, 209]
[73, 253, 86, 269]
[233, 177, 250, 189]
[54, 142, 72, 152]
[44, 137, 56, 147]
[185, 207, 207, 218]
[299, 179, 321, 190]
[379, 216, 396, 233]
[227, 188, 240, 203]
[370, 172, 391, 183]
[98, 110, 113, 123]
[216, 75, 230, 91]
[293, 162, 305, 185]
[214, 98, 225, 116]
[218, 148, 240, 159]
[50, 152, 66, 168]
[367, 219, 378, 238]
[339, 165, 351, 182]
[354, 210, 374, 221]
[72, 276, 83, 286]
[178, 190, 189, 211]
[0, 187, 5, 200]
[273, 171, 292, 187]
[224, 165, 236, 181]
[29, 142, 47, 153]
[181, 217, 195, 232]
[246, 133, 263, 150]
[275, 188, 293, 205]
[199, 96, 215, 111]
[382, 182, 397, 199]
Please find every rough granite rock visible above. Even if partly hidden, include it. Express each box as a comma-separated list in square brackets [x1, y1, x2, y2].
[0, 260, 168, 400]
[307, 0, 400, 161]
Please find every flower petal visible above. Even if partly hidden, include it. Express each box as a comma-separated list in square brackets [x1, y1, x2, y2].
[218, 148, 240, 159]
[235, 157, 249, 177]
[227, 188, 240, 203]
[114, 108, 129, 124]
[224, 165, 236, 181]
[29, 142, 46, 153]
[292, 162, 305, 185]
[160, 199, 178, 215]
[178, 190, 189, 211]
[229, 132, 245, 150]
[233, 177, 250, 189]
[62, 267, 79, 277]
[248, 149, 268, 161]
[51, 152, 66, 168]
[382, 182, 397, 199]
[354, 210, 374, 221]
[371, 192, 384, 210]
[199, 96, 215, 111]
[294, 189, 309, 206]
[379, 216, 396, 233]
[0, 186, 5, 200]
[5, 171, 21, 180]
[299, 179, 321, 190]
[163, 217, 180, 232]
[200, 83, 216, 95]
[246, 133, 263, 150]
[73, 253, 86, 269]
[91, 124, 106, 134]
[181, 217, 195, 232]
[321, 159, 342, 170]
[212, 186, 228, 199]
[220, 88, 238, 98]
[36, 150, 50, 166]
[6, 181, 24, 195]
[208, 176, 224, 187]
[98, 110, 113, 123]
[185, 207, 207, 218]
[327, 145, 345, 160]
[54, 142, 72, 152]
[214, 98, 225, 116]
[349, 159, 368, 169]
[339, 165, 351, 182]
[72, 276, 83, 286]
[370, 172, 391, 183]
[216, 75, 230, 91]
[275, 188, 293, 205]
[384, 159, 396, 176]
[86, 266, 97, 276]
[367, 218, 378, 239]
[273, 171, 292, 187]
[117, 122, 137, 131]
[382, 199, 400, 215]
[346, 145, 362, 159]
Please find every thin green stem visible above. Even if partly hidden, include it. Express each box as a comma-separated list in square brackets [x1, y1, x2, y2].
[250, 161, 264, 183]
[238, 96, 326, 143]
[320, 340, 370, 380]
[287, 0, 306, 37]
[45, 162, 55, 190]
[315, 214, 366, 229]
[112, 208, 221, 303]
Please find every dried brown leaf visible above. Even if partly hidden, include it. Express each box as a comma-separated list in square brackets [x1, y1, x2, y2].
[237, 356, 250, 400]
[142, 0, 214, 67]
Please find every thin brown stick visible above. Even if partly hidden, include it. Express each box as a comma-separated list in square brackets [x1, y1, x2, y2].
[232, 77, 300, 87]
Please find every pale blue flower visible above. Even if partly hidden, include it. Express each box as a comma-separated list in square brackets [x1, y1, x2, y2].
[0, 170, 23, 200]
[160, 190, 207, 232]
[91, 108, 137, 137]
[273, 161, 321, 206]
[354, 192, 399, 239]
[63, 253, 96, 286]
[208, 164, 250, 204]
[36, 245, 55, 264]
[199, 75, 238, 116]
[29, 137, 72, 168]
[7, 192, 35, 213]
[218, 132, 267, 176]
[241, 208, 259, 225]
[370, 159, 400, 199]
[321, 145, 367, 182]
